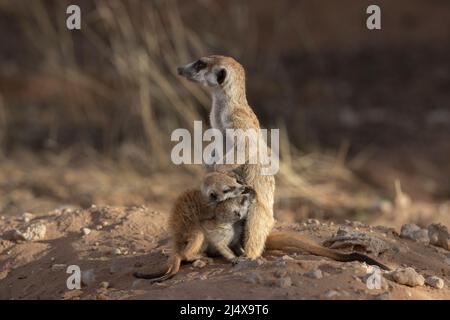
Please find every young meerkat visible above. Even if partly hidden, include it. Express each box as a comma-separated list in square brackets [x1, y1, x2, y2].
[177, 55, 390, 270]
[133, 172, 255, 282]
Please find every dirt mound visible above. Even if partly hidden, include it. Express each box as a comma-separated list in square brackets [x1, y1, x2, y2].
[0, 206, 449, 299]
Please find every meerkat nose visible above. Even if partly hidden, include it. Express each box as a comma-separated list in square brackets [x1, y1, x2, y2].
[177, 67, 184, 75]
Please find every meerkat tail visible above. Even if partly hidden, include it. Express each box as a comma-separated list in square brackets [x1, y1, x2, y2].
[266, 231, 390, 271]
[133, 255, 182, 281]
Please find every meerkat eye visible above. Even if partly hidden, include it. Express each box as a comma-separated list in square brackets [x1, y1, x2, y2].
[216, 68, 227, 84]
[222, 186, 235, 193]
[209, 192, 218, 201]
[194, 60, 207, 72]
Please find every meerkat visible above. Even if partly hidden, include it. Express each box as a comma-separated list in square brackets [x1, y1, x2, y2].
[202, 188, 255, 263]
[133, 172, 255, 281]
[178, 55, 275, 259]
[177, 56, 390, 270]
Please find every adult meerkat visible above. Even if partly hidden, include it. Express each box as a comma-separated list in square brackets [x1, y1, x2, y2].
[177, 55, 390, 270]
[134, 172, 255, 282]
[178, 55, 275, 259]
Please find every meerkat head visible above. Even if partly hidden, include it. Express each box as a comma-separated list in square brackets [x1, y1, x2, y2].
[177, 55, 245, 89]
[201, 171, 247, 203]
[214, 186, 256, 223]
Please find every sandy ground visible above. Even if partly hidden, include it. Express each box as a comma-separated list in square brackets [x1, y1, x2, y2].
[0, 204, 449, 300]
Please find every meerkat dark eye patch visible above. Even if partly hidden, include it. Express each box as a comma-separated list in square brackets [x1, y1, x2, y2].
[216, 68, 227, 84]
[194, 60, 207, 72]
[222, 186, 236, 193]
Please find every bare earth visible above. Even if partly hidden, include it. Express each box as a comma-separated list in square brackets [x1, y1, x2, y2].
[0, 205, 449, 300]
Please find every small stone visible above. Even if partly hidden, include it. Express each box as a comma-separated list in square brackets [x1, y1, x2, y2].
[199, 275, 207, 280]
[51, 264, 67, 271]
[81, 269, 96, 286]
[388, 267, 424, 287]
[281, 255, 294, 261]
[400, 224, 429, 244]
[275, 276, 292, 288]
[425, 276, 444, 289]
[245, 271, 262, 284]
[192, 259, 207, 268]
[22, 212, 34, 223]
[113, 248, 122, 255]
[94, 242, 99, 246]
[100, 281, 109, 289]
[96, 225, 103, 230]
[101, 221, 109, 227]
[305, 268, 323, 279]
[82, 228, 91, 236]
[428, 223, 450, 250]
[4, 222, 47, 242]
[307, 219, 320, 225]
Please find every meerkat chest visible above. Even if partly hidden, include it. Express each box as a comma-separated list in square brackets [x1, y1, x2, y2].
[211, 93, 233, 131]
[202, 221, 235, 244]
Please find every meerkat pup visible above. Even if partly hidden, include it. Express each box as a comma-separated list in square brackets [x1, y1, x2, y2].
[178, 55, 274, 259]
[202, 188, 255, 263]
[133, 172, 255, 282]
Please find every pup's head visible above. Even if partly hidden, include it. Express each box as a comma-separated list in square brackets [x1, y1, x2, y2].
[201, 171, 247, 203]
[177, 55, 245, 88]
[214, 186, 256, 223]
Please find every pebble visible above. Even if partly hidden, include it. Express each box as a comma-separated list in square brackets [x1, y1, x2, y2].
[304, 268, 323, 279]
[3, 222, 47, 241]
[307, 219, 320, 226]
[100, 281, 110, 289]
[388, 267, 424, 287]
[82, 228, 91, 236]
[22, 212, 34, 223]
[428, 223, 450, 250]
[113, 248, 122, 255]
[275, 276, 292, 288]
[425, 276, 444, 289]
[281, 255, 295, 261]
[400, 224, 429, 243]
[193, 259, 207, 268]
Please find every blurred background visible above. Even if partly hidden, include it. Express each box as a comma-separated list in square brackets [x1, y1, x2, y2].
[0, 0, 449, 228]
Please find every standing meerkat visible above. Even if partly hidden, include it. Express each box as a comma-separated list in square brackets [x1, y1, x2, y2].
[176, 55, 390, 270]
[134, 172, 255, 282]
[178, 55, 275, 259]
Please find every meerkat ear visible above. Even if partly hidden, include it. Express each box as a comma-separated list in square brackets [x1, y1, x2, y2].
[216, 68, 227, 85]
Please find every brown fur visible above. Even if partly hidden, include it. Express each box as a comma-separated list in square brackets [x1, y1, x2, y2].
[178, 55, 275, 259]
[133, 172, 253, 282]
